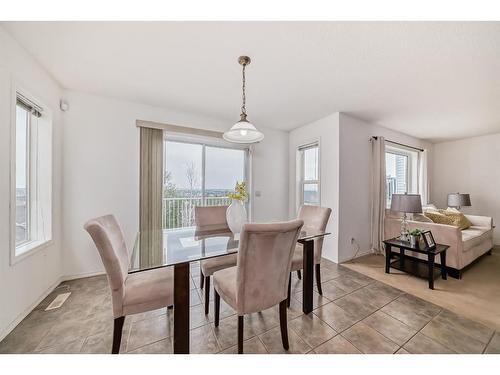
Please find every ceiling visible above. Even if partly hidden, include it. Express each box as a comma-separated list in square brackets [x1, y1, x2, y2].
[3, 21, 500, 142]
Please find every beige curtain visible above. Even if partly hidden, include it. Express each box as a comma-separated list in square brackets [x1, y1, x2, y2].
[418, 149, 429, 205]
[139, 127, 164, 268]
[370, 136, 386, 254]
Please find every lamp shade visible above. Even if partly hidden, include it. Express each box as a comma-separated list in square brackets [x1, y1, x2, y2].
[390, 194, 423, 213]
[223, 119, 264, 144]
[447, 193, 471, 207]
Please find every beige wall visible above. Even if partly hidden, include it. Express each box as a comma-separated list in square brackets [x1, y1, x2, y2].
[432, 133, 500, 245]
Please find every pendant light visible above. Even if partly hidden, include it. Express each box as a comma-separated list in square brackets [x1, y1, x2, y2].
[223, 56, 264, 144]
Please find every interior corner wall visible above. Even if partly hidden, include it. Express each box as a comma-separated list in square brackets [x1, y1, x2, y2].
[432, 133, 500, 245]
[61, 91, 290, 279]
[289, 113, 340, 263]
[0, 27, 63, 340]
[337, 113, 433, 262]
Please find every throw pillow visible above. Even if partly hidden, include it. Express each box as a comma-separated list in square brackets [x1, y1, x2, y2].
[424, 209, 471, 230]
[424, 211, 455, 226]
[443, 208, 472, 230]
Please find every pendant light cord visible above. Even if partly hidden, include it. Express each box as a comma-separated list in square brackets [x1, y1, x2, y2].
[241, 63, 246, 116]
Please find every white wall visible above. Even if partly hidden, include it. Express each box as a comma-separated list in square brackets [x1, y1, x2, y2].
[62, 91, 289, 278]
[432, 133, 500, 245]
[288, 112, 433, 264]
[0, 27, 63, 339]
[338, 113, 433, 262]
[289, 113, 340, 262]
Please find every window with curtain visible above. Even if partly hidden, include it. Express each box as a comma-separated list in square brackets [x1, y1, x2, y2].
[163, 139, 248, 229]
[298, 142, 320, 206]
[12, 92, 52, 261]
[385, 144, 419, 207]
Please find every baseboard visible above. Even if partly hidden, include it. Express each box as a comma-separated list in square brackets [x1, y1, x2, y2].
[339, 249, 373, 264]
[61, 270, 106, 282]
[0, 276, 63, 342]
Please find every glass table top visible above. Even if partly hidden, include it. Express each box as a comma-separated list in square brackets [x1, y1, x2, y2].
[129, 225, 330, 273]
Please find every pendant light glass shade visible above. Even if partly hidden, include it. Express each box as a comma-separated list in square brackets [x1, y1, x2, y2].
[223, 115, 264, 144]
[223, 56, 264, 144]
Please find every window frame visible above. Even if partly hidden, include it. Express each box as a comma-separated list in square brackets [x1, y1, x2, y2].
[15, 102, 32, 247]
[298, 141, 321, 207]
[10, 84, 53, 265]
[385, 143, 419, 208]
[163, 133, 251, 225]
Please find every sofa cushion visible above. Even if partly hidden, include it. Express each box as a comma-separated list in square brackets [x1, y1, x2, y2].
[412, 213, 433, 223]
[422, 203, 438, 212]
[462, 226, 493, 252]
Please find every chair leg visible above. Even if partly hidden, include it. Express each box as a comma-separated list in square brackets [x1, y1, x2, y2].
[315, 264, 323, 295]
[287, 272, 291, 307]
[238, 315, 244, 354]
[214, 290, 220, 327]
[297, 270, 302, 280]
[204, 276, 210, 315]
[279, 300, 289, 350]
[200, 269, 205, 289]
[112, 316, 125, 354]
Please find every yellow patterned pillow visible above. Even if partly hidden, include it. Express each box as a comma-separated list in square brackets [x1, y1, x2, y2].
[443, 209, 471, 230]
[424, 211, 455, 226]
[424, 209, 471, 230]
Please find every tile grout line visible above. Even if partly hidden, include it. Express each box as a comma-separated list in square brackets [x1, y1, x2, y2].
[481, 330, 496, 354]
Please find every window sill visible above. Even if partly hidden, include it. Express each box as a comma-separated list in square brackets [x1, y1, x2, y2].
[11, 239, 53, 266]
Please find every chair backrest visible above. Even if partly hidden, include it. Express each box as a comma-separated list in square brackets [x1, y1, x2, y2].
[298, 205, 332, 261]
[236, 220, 304, 314]
[195, 205, 229, 229]
[84, 215, 129, 291]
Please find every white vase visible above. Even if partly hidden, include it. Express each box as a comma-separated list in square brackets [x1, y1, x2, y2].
[226, 200, 247, 234]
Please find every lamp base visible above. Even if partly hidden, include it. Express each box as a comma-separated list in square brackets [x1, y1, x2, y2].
[400, 213, 409, 241]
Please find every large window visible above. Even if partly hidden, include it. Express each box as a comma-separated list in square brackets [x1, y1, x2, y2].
[12, 92, 52, 261]
[163, 139, 248, 229]
[299, 142, 320, 206]
[385, 144, 419, 207]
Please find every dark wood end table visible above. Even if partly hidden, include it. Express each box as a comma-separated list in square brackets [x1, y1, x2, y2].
[383, 238, 449, 290]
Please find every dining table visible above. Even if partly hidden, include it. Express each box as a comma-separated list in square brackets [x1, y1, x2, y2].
[129, 224, 330, 354]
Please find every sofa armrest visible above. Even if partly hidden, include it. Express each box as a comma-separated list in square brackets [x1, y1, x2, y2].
[465, 215, 493, 228]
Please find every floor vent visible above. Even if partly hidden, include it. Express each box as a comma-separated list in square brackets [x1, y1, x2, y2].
[45, 292, 71, 311]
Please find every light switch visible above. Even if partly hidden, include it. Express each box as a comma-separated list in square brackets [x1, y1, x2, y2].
[255, 190, 262, 197]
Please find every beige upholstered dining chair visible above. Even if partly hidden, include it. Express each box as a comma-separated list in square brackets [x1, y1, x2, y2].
[213, 220, 304, 354]
[195, 206, 238, 315]
[84, 215, 173, 354]
[288, 205, 332, 301]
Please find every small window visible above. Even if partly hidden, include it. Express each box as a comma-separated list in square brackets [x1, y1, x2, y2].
[385, 144, 419, 207]
[11, 92, 52, 262]
[15, 103, 31, 245]
[299, 143, 320, 206]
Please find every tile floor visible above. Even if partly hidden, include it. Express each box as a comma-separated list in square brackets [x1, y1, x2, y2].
[1, 259, 499, 354]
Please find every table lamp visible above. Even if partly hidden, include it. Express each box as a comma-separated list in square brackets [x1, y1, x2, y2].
[390, 193, 423, 241]
[447, 193, 471, 210]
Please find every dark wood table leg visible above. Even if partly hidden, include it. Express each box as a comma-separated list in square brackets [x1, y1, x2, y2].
[440, 251, 447, 280]
[384, 244, 391, 273]
[400, 247, 405, 267]
[301, 240, 314, 314]
[428, 253, 435, 290]
[173, 262, 190, 354]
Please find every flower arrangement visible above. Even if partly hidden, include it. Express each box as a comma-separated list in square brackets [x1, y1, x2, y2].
[228, 181, 247, 202]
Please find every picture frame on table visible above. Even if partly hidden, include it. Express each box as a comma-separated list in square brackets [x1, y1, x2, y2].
[421, 230, 436, 249]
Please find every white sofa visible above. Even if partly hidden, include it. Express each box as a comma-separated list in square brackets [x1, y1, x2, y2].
[384, 212, 494, 278]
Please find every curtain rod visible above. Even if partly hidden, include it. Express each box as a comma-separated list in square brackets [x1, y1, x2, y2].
[371, 136, 424, 152]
